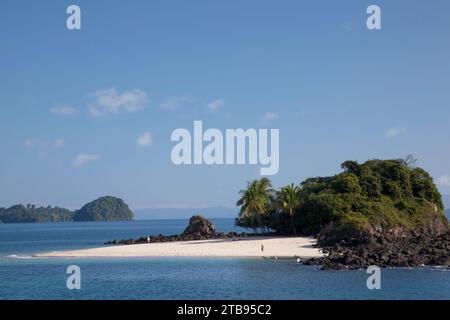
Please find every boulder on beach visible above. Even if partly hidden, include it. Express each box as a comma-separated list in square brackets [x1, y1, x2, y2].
[183, 215, 216, 236]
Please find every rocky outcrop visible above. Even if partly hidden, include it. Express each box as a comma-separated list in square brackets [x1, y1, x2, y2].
[309, 207, 450, 269]
[318, 209, 449, 247]
[305, 230, 450, 270]
[104, 215, 276, 245]
[182, 215, 216, 236]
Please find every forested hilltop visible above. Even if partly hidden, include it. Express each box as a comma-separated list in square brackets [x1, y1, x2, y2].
[0, 196, 134, 223]
[73, 196, 134, 221]
[236, 157, 447, 240]
[236, 157, 450, 268]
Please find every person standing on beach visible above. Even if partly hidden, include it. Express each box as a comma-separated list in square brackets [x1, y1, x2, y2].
[147, 236, 150, 243]
[261, 244, 264, 252]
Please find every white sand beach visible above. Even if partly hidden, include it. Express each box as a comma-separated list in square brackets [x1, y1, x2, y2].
[35, 236, 324, 259]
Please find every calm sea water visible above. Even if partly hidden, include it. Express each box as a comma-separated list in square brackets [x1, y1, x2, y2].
[0, 219, 449, 300]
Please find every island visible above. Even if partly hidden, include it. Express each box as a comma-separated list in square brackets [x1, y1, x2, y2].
[73, 196, 134, 221]
[236, 158, 449, 268]
[0, 196, 134, 223]
[34, 158, 450, 269]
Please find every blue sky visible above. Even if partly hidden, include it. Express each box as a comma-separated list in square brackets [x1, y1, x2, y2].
[1, 0, 450, 209]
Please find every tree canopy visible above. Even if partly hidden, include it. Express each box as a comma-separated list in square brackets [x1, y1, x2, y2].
[236, 158, 448, 242]
[0, 205, 73, 223]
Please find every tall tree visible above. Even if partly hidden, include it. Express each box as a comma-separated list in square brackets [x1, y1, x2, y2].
[236, 177, 273, 232]
[275, 183, 301, 234]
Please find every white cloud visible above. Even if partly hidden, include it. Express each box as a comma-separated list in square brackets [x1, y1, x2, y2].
[73, 153, 100, 167]
[436, 175, 450, 187]
[207, 98, 225, 112]
[136, 132, 153, 147]
[263, 112, 278, 121]
[51, 106, 77, 116]
[161, 96, 191, 110]
[89, 88, 149, 116]
[386, 127, 406, 138]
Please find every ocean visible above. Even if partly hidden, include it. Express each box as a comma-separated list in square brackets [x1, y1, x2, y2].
[0, 219, 449, 300]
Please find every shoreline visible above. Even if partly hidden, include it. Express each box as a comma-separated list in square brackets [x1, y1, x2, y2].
[34, 236, 324, 259]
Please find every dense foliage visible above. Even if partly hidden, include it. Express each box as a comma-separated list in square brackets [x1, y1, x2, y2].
[236, 158, 448, 241]
[73, 196, 134, 221]
[0, 205, 73, 223]
[0, 196, 134, 223]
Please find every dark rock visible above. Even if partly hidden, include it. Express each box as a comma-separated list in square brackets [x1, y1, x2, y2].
[305, 230, 450, 270]
[182, 215, 216, 236]
[104, 215, 282, 246]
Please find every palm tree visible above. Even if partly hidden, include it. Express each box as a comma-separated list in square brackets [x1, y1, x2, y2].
[276, 183, 301, 234]
[236, 178, 274, 233]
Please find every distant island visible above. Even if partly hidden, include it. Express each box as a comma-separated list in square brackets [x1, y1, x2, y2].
[0, 196, 134, 223]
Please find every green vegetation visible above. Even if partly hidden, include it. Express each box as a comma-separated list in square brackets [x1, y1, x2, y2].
[0, 196, 134, 223]
[236, 177, 274, 232]
[73, 196, 134, 221]
[236, 158, 448, 242]
[0, 205, 73, 223]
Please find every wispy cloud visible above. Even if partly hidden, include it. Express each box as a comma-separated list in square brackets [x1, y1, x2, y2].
[136, 132, 153, 147]
[436, 175, 450, 187]
[51, 106, 77, 116]
[385, 127, 406, 138]
[24, 138, 43, 148]
[89, 88, 149, 117]
[207, 98, 225, 112]
[54, 138, 65, 148]
[24, 138, 65, 149]
[161, 95, 192, 110]
[262, 112, 278, 121]
[73, 153, 100, 167]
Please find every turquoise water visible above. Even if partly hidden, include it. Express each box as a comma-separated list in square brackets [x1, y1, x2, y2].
[0, 219, 449, 300]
